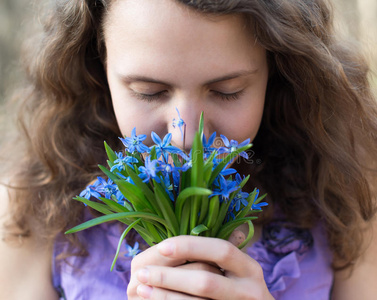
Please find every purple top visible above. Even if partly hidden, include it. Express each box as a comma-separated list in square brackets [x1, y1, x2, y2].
[52, 221, 333, 299]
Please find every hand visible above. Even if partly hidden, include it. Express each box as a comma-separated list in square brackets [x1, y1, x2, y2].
[127, 235, 274, 299]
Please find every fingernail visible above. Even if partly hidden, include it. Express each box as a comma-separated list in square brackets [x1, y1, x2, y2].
[137, 284, 153, 299]
[137, 268, 150, 283]
[157, 241, 175, 256]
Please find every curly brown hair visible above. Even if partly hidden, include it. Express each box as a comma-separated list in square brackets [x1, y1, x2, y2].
[1, 0, 376, 270]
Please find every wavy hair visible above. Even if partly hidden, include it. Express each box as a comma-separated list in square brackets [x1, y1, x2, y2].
[2, 0, 376, 269]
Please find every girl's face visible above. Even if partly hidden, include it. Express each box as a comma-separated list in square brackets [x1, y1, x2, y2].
[105, 0, 268, 150]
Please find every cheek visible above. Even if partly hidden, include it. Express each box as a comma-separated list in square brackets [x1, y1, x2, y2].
[112, 97, 166, 144]
[215, 102, 264, 143]
[112, 99, 149, 138]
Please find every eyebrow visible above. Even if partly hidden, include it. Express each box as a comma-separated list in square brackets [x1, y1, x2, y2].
[119, 69, 259, 86]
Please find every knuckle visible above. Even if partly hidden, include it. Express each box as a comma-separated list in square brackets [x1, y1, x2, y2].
[218, 241, 235, 262]
[150, 269, 166, 287]
[250, 261, 265, 282]
[238, 290, 258, 300]
[196, 273, 216, 295]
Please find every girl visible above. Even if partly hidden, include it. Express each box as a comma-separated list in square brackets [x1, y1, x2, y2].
[1, 0, 376, 299]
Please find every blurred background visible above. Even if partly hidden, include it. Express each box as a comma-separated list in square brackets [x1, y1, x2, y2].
[0, 0, 376, 105]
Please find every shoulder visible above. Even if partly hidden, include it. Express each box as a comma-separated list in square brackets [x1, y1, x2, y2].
[332, 216, 377, 300]
[0, 184, 59, 300]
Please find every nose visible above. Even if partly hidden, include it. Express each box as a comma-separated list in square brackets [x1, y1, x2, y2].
[168, 102, 207, 150]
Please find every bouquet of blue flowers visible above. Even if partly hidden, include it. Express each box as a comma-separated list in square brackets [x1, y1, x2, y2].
[66, 110, 267, 270]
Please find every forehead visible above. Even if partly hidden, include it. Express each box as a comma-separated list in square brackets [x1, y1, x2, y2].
[103, 0, 252, 49]
[103, 0, 265, 83]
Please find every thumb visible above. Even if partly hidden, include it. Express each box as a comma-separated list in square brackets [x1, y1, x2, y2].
[228, 230, 246, 247]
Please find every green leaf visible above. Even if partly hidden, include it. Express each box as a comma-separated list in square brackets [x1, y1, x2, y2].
[216, 217, 257, 240]
[190, 131, 204, 229]
[211, 199, 233, 236]
[171, 153, 183, 168]
[203, 161, 214, 185]
[237, 220, 254, 249]
[190, 224, 208, 236]
[73, 196, 114, 215]
[205, 196, 219, 229]
[104, 141, 118, 163]
[141, 220, 164, 244]
[179, 201, 191, 235]
[98, 164, 122, 183]
[65, 211, 170, 234]
[150, 146, 157, 161]
[110, 219, 141, 271]
[198, 194, 209, 224]
[204, 148, 217, 166]
[179, 168, 190, 191]
[100, 197, 131, 213]
[153, 181, 179, 236]
[115, 179, 153, 212]
[191, 131, 204, 187]
[125, 166, 162, 216]
[175, 187, 212, 220]
[198, 111, 204, 138]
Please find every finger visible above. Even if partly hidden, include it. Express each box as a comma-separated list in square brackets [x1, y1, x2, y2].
[137, 284, 207, 300]
[137, 285, 208, 300]
[130, 243, 187, 273]
[178, 262, 224, 276]
[157, 236, 259, 276]
[130, 260, 223, 298]
[137, 266, 230, 299]
[228, 230, 246, 247]
[128, 246, 186, 299]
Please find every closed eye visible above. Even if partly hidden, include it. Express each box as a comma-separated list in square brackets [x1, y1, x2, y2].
[131, 90, 169, 102]
[211, 90, 245, 101]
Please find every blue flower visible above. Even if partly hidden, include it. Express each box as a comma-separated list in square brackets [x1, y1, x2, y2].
[178, 151, 192, 172]
[251, 189, 268, 210]
[226, 209, 236, 221]
[218, 135, 250, 159]
[110, 152, 139, 172]
[211, 175, 238, 201]
[252, 201, 268, 210]
[232, 191, 249, 211]
[95, 177, 117, 198]
[119, 128, 150, 153]
[125, 241, 141, 258]
[220, 167, 237, 176]
[158, 162, 180, 192]
[79, 180, 101, 200]
[172, 108, 186, 141]
[113, 186, 126, 205]
[115, 172, 134, 184]
[202, 132, 217, 155]
[235, 173, 246, 185]
[138, 156, 160, 183]
[158, 161, 180, 180]
[151, 132, 183, 160]
[162, 174, 175, 201]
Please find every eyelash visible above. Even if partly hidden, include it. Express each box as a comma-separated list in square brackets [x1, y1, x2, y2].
[131, 90, 168, 102]
[131, 89, 245, 102]
[211, 90, 245, 101]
